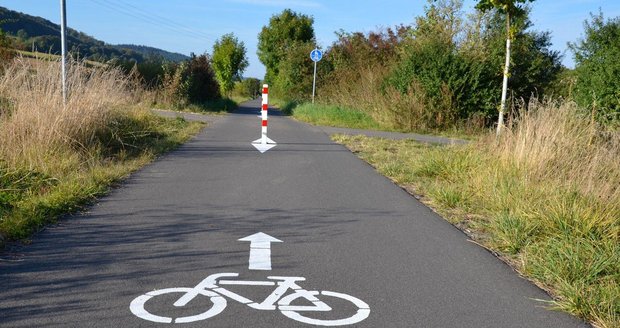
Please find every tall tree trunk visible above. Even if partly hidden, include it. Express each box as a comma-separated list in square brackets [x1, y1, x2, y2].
[497, 11, 511, 138]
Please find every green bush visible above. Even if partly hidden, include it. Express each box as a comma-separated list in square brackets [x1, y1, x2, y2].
[316, 1, 562, 131]
[570, 12, 620, 123]
[384, 2, 561, 128]
[161, 54, 220, 107]
[385, 38, 495, 126]
[233, 78, 261, 99]
[272, 41, 315, 101]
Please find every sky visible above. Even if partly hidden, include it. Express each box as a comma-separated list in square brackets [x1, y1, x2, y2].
[1, 0, 619, 79]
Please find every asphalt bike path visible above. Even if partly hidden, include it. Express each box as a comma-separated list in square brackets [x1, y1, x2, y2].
[1, 99, 588, 327]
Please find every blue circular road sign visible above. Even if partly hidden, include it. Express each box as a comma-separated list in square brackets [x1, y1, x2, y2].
[310, 49, 323, 62]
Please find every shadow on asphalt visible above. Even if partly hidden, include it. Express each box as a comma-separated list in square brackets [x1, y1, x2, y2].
[0, 202, 397, 325]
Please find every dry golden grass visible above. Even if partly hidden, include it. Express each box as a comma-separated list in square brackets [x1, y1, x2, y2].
[0, 57, 203, 243]
[319, 64, 392, 125]
[0, 57, 130, 172]
[498, 100, 620, 207]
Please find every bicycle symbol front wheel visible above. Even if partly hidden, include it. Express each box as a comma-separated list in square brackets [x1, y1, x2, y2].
[279, 290, 370, 326]
[130, 287, 227, 324]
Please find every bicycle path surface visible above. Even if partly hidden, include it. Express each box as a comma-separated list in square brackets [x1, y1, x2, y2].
[1, 99, 588, 327]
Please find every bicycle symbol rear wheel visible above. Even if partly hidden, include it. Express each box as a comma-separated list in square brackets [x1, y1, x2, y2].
[279, 290, 370, 326]
[130, 287, 227, 324]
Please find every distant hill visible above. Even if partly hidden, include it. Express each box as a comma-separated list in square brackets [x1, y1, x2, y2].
[0, 6, 189, 63]
[115, 44, 190, 62]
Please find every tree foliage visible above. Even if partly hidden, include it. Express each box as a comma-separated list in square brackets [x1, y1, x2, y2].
[475, 0, 534, 15]
[479, 9, 562, 103]
[327, 26, 408, 73]
[0, 7, 188, 63]
[273, 42, 316, 100]
[257, 9, 314, 84]
[0, 26, 13, 65]
[234, 78, 262, 98]
[569, 12, 620, 123]
[212, 33, 249, 96]
[473, 0, 535, 135]
[162, 53, 220, 107]
[318, 0, 561, 130]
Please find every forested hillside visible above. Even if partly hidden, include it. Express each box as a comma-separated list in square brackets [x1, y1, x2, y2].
[115, 44, 189, 62]
[0, 6, 189, 63]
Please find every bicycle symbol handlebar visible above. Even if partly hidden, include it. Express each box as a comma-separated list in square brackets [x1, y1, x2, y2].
[130, 273, 370, 326]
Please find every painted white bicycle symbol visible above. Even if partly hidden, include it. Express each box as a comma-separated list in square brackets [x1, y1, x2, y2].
[130, 273, 370, 326]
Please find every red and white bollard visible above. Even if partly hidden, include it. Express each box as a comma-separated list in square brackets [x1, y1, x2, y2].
[251, 84, 277, 153]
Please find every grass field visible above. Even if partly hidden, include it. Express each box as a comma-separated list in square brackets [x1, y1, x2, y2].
[280, 101, 477, 139]
[334, 101, 620, 328]
[16, 49, 106, 67]
[286, 103, 385, 130]
[152, 97, 239, 114]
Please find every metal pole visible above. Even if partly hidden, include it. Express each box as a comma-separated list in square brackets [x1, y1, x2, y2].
[60, 0, 67, 104]
[312, 60, 317, 104]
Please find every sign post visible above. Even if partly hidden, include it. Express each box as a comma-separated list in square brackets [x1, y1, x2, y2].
[310, 48, 322, 104]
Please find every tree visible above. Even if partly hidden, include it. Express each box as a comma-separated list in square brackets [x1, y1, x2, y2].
[236, 78, 261, 98]
[474, 0, 534, 137]
[212, 33, 249, 96]
[0, 25, 14, 65]
[477, 8, 561, 107]
[569, 12, 620, 123]
[186, 53, 221, 103]
[273, 42, 316, 100]
[161, 54, 220, 107]
[257, 9, 314, 84]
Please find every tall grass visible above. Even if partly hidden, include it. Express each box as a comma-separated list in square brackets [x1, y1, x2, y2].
[334, 100, 620, 327]
[0, 57, 130, 170]
[319, 65, 484, 135]
[319, 64, 395, 126]
[498, 101, 620, 206]
[0, 58, 202, 243]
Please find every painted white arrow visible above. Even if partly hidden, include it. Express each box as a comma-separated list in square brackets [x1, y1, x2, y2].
[251, 135, 277, 153]
[239, 232, 282, 270]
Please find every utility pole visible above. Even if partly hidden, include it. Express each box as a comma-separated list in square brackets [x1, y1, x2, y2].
[60, 0, 67, 104]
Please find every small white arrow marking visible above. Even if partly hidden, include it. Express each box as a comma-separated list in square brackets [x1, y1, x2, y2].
[239, 232, 282, 270]
[251, 136, 277, 153]
[252, 143, 276, 153]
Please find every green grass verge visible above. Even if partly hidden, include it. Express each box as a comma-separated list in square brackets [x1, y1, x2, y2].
[333, 134, 620, 328]
[278, 101, 478, 140]
[285, 103, 385, 130]
[230, 95, 252, 104]
[0, 109, 203, 246]
[153, 97, 239, 114]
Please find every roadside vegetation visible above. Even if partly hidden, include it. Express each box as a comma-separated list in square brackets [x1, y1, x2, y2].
[253, 1, 620, 326]
[0, 20, 260, 247]
[284, 103, 384, 130]
[1, 17, 254, 114]
[334, 100, 620, 327]
[121, 33, 253, 113]
[267, 1, 617, 135]
[0, 57, 202, 247]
